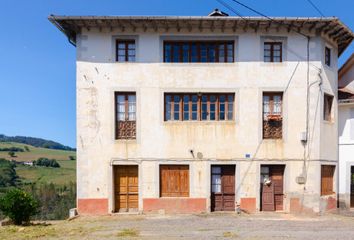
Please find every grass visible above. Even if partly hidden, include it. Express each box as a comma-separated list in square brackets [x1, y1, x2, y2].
[116, 228, 140, 238]
[16, 160, 76, 185]
[0, 142, 76, 186]
[223, 231, 238, 238]
[0, 142, 75, 162]
[0, 225, 58, 240]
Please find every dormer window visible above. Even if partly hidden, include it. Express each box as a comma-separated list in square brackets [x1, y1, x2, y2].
[264, 42, 282, 62]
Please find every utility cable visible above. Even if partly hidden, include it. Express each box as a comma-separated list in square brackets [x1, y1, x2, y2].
[306, 0, 325, 17]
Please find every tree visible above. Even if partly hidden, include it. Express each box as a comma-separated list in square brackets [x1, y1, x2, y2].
[24, 146, 30, 152]
[0, 159, 19, 187]
[8, 151, 16, 158]
[0, 188, 38, 225]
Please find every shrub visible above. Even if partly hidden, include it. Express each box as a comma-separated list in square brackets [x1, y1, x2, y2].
[8, 151, 16, 158]
[0, 188, 38, 225]
[33, 158, 60, 168]
[24, 146, 30, 152]
[68, 156, 76, 161]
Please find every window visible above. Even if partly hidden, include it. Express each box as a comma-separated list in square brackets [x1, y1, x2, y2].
[211, 167, 222, 193]
[264, 42, 282, 62]
[263, 92, 283, 139]
[116, 40, 136, 62]
[115, 92, 136, 139]
[321, 165, 335, 196]
[164, 41, 234, 63]
[160, 165, 189, 197]
[323, 94, 334, 121]
[164, 93, 234, 121]
[325, 47, 331, 66]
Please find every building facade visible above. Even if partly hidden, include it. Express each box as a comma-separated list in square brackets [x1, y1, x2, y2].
[338, 54, 354, 209]
[50, 14, 353, 215]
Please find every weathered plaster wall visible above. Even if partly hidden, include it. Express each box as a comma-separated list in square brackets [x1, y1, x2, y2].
[338, 103, 354, 209]
[75, 28, 338, 214]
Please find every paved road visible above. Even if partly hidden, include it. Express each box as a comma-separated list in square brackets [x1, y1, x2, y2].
[72, 212, 354, 240]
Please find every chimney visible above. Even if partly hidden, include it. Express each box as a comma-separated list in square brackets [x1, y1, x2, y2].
[208, 8, 229, 17]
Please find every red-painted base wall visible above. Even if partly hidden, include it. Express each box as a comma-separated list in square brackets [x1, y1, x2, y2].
[240, 197, 256, 213]
[143, 198, 207, 213]
[78, 198, 108, 215]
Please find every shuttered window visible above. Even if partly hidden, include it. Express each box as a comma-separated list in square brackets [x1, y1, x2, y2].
[115, 92, 136, 139]
[321, 165, 335, 196]
[160, 165, 189, 197]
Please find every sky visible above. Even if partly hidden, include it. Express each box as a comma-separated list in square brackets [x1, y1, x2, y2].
[0, 0, 353, 147]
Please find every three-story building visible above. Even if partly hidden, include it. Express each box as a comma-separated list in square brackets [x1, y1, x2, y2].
[50, 11, 353, 214]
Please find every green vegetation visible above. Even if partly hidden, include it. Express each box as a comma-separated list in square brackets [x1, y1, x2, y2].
[0, 188, 39, 225]
[0, 159, 18, 188]
[33, 158, 60, 168]
[0, 134, 75, 151]
[0, 142, 75, 162]
[0, 141, 77, 221]
[16, 160, 75, 186]
[0, 147, 24, 152]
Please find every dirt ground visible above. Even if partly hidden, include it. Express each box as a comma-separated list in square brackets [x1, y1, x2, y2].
[1, 212, 354, 240]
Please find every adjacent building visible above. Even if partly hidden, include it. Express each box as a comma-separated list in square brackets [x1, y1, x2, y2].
[50, 12, 353, 215]
[338, 53, 354, 209]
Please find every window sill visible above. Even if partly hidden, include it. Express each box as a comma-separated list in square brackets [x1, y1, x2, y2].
[262, 138, 283, 142]
[323, 120, 334, 125]
[163, 121, 236, 125]
[161, 62, 236, 66]
[115, 139, 137, 143]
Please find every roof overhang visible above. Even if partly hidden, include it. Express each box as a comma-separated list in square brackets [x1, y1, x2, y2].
[48, 15, 353, 56]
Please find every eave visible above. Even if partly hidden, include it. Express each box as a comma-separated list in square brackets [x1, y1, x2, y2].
[48, 15, 353, 56]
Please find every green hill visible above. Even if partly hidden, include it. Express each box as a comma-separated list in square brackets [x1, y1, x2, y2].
[0, 142, 75, 162]
[0, 142, 76, 186]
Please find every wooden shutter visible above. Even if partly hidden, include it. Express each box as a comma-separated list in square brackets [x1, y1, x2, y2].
[160, 165, 189, 197]
[321, 165, 335, 196]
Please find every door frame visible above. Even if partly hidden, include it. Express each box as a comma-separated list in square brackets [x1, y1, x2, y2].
[210, 164, 236, 212]
[351, 165, 354, 208]
[259, 164, 286, 212]
[112, 164, 140, 213]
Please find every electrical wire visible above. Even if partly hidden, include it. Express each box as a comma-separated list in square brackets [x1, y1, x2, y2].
[306, 0, 325, 17]
[216, 0, 244, 18]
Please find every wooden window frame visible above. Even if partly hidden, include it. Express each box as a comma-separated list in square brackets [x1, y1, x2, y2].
[115, 92, 136, 139]
[116, 40, 136, 62]
[264, 42, 283, 63]
[325, 47, 331, 66]
[163, 41, 234, 63]
[321, 165, 335, 196]
[263, 92, 283, 139]
[323, 93, 334, 122]
[164, 93, 235, 121]
[160, 165, 189, 197]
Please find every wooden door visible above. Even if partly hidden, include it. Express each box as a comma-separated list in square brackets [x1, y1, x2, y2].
[351, 166, 354, 208]
[114, 165, 138, 212]
[211, 165, 235, 211]
[261, 183, 275, 211]
[261, 165, 285, 211]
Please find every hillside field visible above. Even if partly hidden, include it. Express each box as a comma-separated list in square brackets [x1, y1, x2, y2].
[0, 142, 76, 185]
[0, 142, 75, 162]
